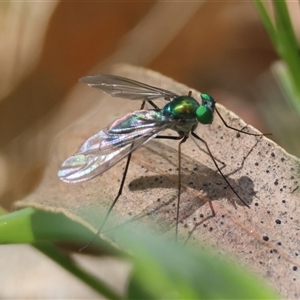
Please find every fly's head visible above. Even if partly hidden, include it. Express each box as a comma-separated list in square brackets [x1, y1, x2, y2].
[196, 93, 215, 125]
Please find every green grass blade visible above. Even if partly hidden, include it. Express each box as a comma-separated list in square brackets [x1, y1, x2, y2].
[273, 0, 299, 51]
[0, 207, 280, 299]
[0, 208, 122, 299]
[112, 224, 280, 299]
[0, 208, 37, 243]
[254, 0, 300, 115]
[0, 207, 122, 256]
[34, 242, 121, 300]
[0, 207, 93, 243]
[254, 1, 278, 48]
[273, 1, 300, 99]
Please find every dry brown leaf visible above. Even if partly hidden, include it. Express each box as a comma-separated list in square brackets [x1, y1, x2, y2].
[16, 64, 300, 299]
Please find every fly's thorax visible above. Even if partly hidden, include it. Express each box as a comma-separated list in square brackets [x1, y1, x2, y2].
[163, 96, 200, 120]
[169, 119, 198, 136]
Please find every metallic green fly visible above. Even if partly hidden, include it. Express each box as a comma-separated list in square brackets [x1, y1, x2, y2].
[58, 74, 262, 248]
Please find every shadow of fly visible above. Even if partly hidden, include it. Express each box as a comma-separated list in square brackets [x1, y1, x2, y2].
[58, 74, 264, 250]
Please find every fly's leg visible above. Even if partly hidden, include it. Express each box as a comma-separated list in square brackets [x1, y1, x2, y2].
[80, 101, 146, 251]
[215, 107, 271, 137]
[176, 136, 188, 241]
[191, 131, 250, 208]
[155, 134, 187, 241]
[147, 100, 159, 109]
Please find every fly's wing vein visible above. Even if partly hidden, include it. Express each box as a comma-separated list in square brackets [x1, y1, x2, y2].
[58, 110, 170, 183]
[80, 74, 179, 101]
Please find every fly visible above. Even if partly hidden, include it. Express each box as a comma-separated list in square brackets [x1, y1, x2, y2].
[58, 74, 264, 250]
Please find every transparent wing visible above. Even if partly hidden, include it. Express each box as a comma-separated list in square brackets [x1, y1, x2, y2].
[58, 110, 171, 183]
[80, 74, 179, 101]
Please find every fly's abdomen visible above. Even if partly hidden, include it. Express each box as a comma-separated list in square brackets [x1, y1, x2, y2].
[163, 96, 199, 119]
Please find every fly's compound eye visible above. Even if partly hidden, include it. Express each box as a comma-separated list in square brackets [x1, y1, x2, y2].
[196, 105, 213, 124]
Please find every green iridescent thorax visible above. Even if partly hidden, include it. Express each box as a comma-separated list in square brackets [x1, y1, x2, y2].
[163, 96, 199, 119]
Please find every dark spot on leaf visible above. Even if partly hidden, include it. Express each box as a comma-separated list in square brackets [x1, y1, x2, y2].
[274, 179, 279, 185]
[271, 152, 275, 158]
[293, 266, 298, 271]
[263, 235, 269, 241]
[255, 162, 259, 166]
[275, 219, 281, 224]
